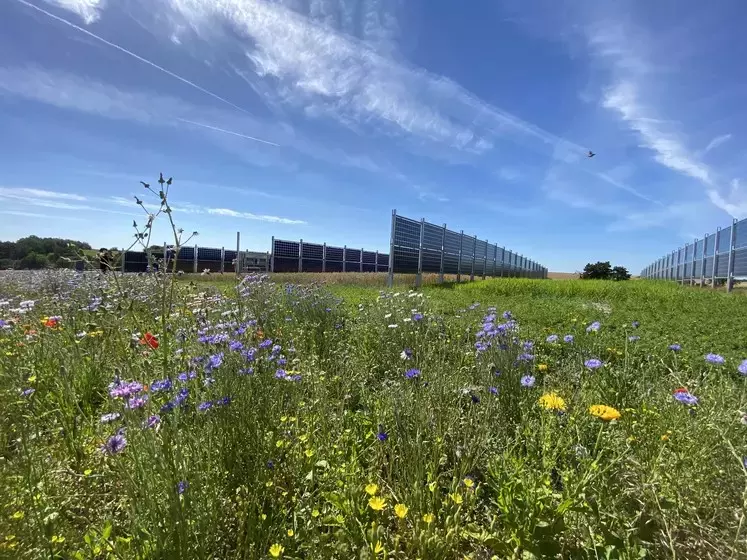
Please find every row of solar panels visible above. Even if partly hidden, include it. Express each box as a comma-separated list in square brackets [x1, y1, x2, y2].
[271, 238, 389, 273]
[640, 218, 747, 280]
[122, 247, 240, 273]
[390, 213, 547, 278]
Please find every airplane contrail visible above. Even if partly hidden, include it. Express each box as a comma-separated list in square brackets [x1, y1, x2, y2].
[14, 0, 254, 118]
[177, 118, 280, 146]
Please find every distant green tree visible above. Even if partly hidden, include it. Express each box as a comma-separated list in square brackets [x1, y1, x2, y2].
[610, 266, 632, 281]
[0, 236, 92, 269]
[581, 261, 613, 280]
[19, 252, 49, 269]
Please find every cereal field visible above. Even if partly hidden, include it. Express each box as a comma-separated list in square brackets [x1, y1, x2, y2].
[1, 270, 747, 559]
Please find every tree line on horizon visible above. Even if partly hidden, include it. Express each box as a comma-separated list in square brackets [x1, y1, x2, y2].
[0, 236, 104, 270]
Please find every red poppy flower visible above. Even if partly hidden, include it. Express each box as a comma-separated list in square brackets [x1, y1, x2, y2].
[673, 387, 688, 394]
[139, 332, 159, 349]
[44, 318, 58, 328]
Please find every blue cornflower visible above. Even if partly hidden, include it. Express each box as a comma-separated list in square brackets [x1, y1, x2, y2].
[376, 427, 388, 441]
[197, 401, 213, 412]
[400, 348, 413, 360]
[174, 388, 189, 406]
[405, 368, 421, 379]
[216, 396, 232, 406]
[239, 367, 254, 375]
[126, 395, 148, 409]
[673, 390, 698, 406]
[502, 311, 512, 320]
[584, 358, 603, 370]
[20, 388, 35, 397]
[277, 358, 287, 366]
[518, 353, 535, 362]
[669, 344, 681, 352]
[489, 386, 499, 395]
[563, 334, 574, 343]
[289, 374, 302, 382]
[102, 434, 127, 455]
[412, 312, 424, 322]
[259, 339, 273, 349]
[705, 353, 725, 365]
[523, 341, 534, 351]
[271, 344, 282, 354]
[143, 415, 160, 429]
[475, 342, 489, 352]
[546, 334, 559, 343]
[275, 369, 288, 379]
[229, 340, 243, 352]
[150, 378, 172, 393]
[267, 460, 275, 469]
[205, 352, 224, 372]
[520, 375, 536, 388]
[242, 348, 256, 362]
[177, 480, 189, 495]
[100, 412, 121, 424]
[109, 380, 143, 399]
[738, 360, 747, 376]
[471, 393, 480, 403]
[586, 321, 601, 333]
[632, 321, 640, 328]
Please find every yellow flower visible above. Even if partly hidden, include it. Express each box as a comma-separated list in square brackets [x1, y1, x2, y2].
[269, 543, 284, 558]
[428, 481, 437, 492]
[311, 509, 320, 518]
[365, 483, 378, 496]
[463, 477, 475, 489]
[538, 392, 567, 412]
[287, 529, 294, 537]
[449, 492, 463, 505]
[537, 363, 548, 372]
[304, 449, 315, 458]
[394, 504, 409, 518]
[368, 496, 386, 511]
[11, 511, 24, 520]
[374, 541, 385, 554]
[589, 404, 621, 421]
[660, 434, 669, 441]
[422, 513, 435, 524]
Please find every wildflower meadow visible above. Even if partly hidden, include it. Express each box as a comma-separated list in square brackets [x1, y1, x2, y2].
[2, 180, 747, 559]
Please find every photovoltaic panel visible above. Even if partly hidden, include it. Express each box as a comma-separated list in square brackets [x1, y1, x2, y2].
[326, 246, 344, 261]
[422, 223, 444, 251]
[274, 240, 299, 258]
[303, 243, 324, 260]
[718, 226, 732, 253]
[734, 248, 747, 276]
[345, 248, 361, 263]
[735, 220, 747, 249]
[363, 251, 377, 264]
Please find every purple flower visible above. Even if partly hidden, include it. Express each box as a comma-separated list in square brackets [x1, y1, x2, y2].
[216, 396, 232, 406]
[586, 321, 601, 333]
[563, 335, 574, 344]
[489, 386, 499, 395]
[143, 415, 160, 429]
[738, 360, 747, 376]
[523, 341, 534, 351]
[242, 348, 257, 362]
[520, 375, 536, 388]
[632, 321, 640, 328]
[277, 358, 287, 366]
[197, 401, 213, 412]
[518, 353, 534, 362]
[628, 336, 639, 342]
[259, 339, 273, 349]
[475, 342, 489, 352]
[228, 340, 243, 352]
[412, 313, 424, 322]
[239, 367, 254, 375]
[289, 374, 302, 382]
[205, 352, 224, 372]
[100, 412, 121, 424]
[668, 344, 681, 352]
[400, 348, 413, 360]
[177, 480, 189, 495]
[109, 380, 143, 399]
[405, 368, 421, 379]
[20, 388, 35, 397]
[102, 434, 127, 455]
[584, 358, 603, 370]
[502, 311, 512, 320]
[673, 390, 699, 406]
[126, 395, 149, 409]
[376, 428, 388, 441]
[150, 378, 172, 393]
[271, 344, 282, 354]
[546, 334, 559, 343]
[275, 369, 288, 379]
[705, 353, 725, 365]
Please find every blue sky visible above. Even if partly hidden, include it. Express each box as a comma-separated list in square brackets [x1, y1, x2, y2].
[1, 0, 746, 273]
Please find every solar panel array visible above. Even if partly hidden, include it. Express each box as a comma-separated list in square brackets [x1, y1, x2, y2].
[388, 211, 547, 286]
[271, 238, 389, 273]
[122, 245, 259, 273]
[640, 218, 747, 290]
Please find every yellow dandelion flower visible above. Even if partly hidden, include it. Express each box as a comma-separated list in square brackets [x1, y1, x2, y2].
[287, 529, 294, 537]
[374, 541, 384, 554]
[422, 513, 435, 524]
[365, 483, 378, 496]
[428, 481, 437, 492]
[537, 363, 548, 372]
[589, 404, 621, 421]
[538, 392, 567, 412]
[311, 509, 320, 518]
[269, 543, 284, 558]
[463, 477, 475, 489]
[449, 492, 463, 505]
[394, 504, 409, 518]
[660, 434, 669, 441]
[304, 449, 315, 458]
[368, 496, 386, 511]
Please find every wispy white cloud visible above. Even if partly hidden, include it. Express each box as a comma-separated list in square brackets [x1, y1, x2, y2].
[0, 186, 87, 201]
[206, 208, 306, 224]
[42, 0, 104, 24]
[702, 133, 732, 155]
[0, 210, 85, 220]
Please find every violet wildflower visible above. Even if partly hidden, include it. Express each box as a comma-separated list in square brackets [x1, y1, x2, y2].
[143, 415, 160, 429]
[20, 388, 35, 397]
[520, 375, 536, 388]
[412, 312, 424, 322]
[669, 344, 681, 352]
[177, 480, 189, 495]
[376, 427, 388, 441]
[546, 334, 559, 343]
[632, 321, 640, 328]
[523, 341, 534, 351]
[216, 396, 232, 406]
[197, 401, 213, 412]
[150, 379, 172, 393]
[503, 311, 512, 320]
[563, 335, 574, 343]
[586, 321, 601, 333]
[489, 386, 499, 395]
[738, 360, 747, 376]
[239, 367, 254, 375]
[705, 353, 725, 365]
[673, 389, 699, 406]
[126, 395, 148, 409]
[400, 348, 413, 360]
[102, 434, 127, 455]
[259, 339, 273, 349]
[518, 353, 535, 362]
[584, 358, 603, 370]
[275, 369, 288, 380]
[289, 374, 302, 382]
[405, 368, 421, 379]
[228, 340, 243, 352]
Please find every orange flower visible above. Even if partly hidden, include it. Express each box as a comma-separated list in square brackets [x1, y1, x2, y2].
[256, 329, 265, 340]
[44, 318, 58, 328]
[139, 332, 159, 349]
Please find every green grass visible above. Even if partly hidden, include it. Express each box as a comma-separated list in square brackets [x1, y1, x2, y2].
[1, 271, 747, 559]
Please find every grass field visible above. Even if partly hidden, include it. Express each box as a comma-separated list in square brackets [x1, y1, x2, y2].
[1, 270, 747, 559]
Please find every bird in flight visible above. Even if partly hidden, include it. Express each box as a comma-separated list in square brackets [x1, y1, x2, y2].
[587, 150, 596, 158]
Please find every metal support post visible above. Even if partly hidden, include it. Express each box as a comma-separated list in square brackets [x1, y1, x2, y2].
[193, 244, 198, 273]
[236, 232, 241, 276]
[727, 218, 738, 292]
[483, 239, 488, 280]
[322, 243, 327, 273]
[360, 248, 364, 273]
[457, 230, 464, 282]
[265, 251, 270, 273]
[343, 246, 347, 273]
[439, 223, 446, 283]
[270, 237, 275, 273]
[470, 236, 476, 281]
[375, 250, 379, 273]
[387, 210, 396, 288]
[700, 233, 707, 286]
[415, 218, 425, 288]
[711, 227, 721, 288]
[298, 239, 304, 273]
[690, 239, 697, 286]
[492, 245, 497, 278]
[500, 247, 505, 277]
[220, 247, 225, 273]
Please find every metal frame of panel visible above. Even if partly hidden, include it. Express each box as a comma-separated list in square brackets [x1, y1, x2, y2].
[271, 238, 388, 274]
[387, 209, 547, 287]
[640, 217, 744, 291]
